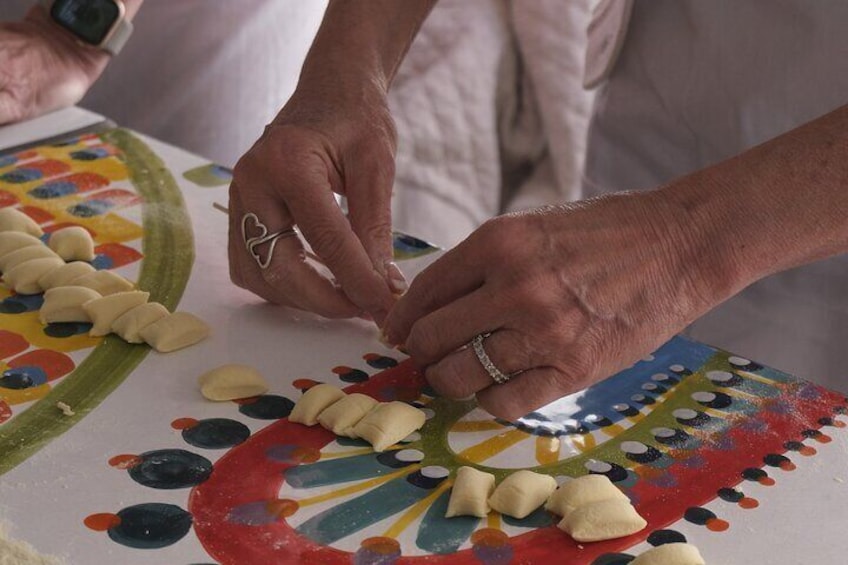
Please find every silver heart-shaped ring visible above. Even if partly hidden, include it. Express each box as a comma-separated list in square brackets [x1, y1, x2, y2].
[242, 213, 298, 269]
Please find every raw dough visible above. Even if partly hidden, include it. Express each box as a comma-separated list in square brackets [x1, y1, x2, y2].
[38, 261, 96, 290]
[558, 498, 647, 542]
[83, 290, 150, 336]
[198, 364, 269, 401]
[138, 311, 210, 352]
[546, 474, 630, 518]
[3, 257, 64, 294]
[630, 543, 705, 565]
[0, 231, 43, 257]
[289, 383, 346, 426]
[317, 393, 378, 436]
[0, 521, 64, 565]
[70, 269, 134, 295]
[445, 466, 496, 518]
[353, 401, 427, 452]
[0, 207, 43, 236]
[111, 302, 170, 343]
[0, 245, 59, 273]
[40, 286, 102, 324]
[47, 226, 95, 262]
[56, 401, 75, 417]
[488, 470, 557, 519]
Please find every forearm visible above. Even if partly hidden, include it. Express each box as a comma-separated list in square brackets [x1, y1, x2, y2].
[661, 105, 848, 301]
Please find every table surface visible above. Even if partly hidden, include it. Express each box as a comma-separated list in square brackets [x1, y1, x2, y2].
[0, 115, 846, 565]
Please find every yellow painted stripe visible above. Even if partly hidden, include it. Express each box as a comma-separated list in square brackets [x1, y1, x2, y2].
[535, 436, 561, 465]
[458, 429, 527, 463]
[319, 447, 377, 460]
[738, 370, 779, 385]
[571, 432, 597, 453]
[298, 465, 421, 507]
[382, 479, 454, 538]
[487, 512, 501, 529]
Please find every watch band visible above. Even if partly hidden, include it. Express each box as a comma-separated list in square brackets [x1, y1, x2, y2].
[39, 0, 134, 56]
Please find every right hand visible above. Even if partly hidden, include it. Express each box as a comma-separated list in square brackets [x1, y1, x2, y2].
[0, 8, 109, 125]
[228, 84, 405, 322]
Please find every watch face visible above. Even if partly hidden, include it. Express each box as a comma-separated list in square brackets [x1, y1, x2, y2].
[51, 0, 121, 46]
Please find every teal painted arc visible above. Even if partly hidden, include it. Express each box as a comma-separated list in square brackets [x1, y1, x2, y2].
[416, 490, 479, 554]
[285, 451, 412, 489]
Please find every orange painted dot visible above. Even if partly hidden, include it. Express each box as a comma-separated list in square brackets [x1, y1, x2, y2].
[84, 513, 121, 531]
[706, 518, 730, 532]
[293, 379, 319, 390]
[738, 497, 759, 509]
[171, 417, 198, 430]
[833, 420, 846, 428]
[361, 537, 401, 555]
[108, 454, 141, 469]
[266, 499, 299, 518]
[363, 353, 379, 361]
[233, 397, 259, 406]
[799, 445, 817, 456]
[332, 366, 353, 375]
[471, 528, 509, 547]
[779, 461, 796, 471]
[292, 446, 320, 463]
[816, 434, 833, 444]
[758, 477, 776, 486]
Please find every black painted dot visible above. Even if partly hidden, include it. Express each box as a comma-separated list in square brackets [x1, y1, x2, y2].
[784, 440, 804, 451]
[336, 436, 370, 447]
[0, 367, 46, 390]
[396, 234, 431, 249]
[107, 503, 192, 549]
[590, 462, 629, 483]
[624, 446, 663, 464]
[337, 368, 369, 383]
[742, 468, 768, 482]
[421, 384, 438, 397]
[0, 299, 27, 314]
[526, 411, 551, 422]
[763, 454, 791, 468]
[833, 405, 847, 415]
[406, 469, 448, 489]
[364, 355, 398, 369]
[590, 554, 634, 565]
[585, 416, 614, 428]
[801, 429, 822, 439]
[614, 405, 640, 417]
[128, 449, 213, 489]
[819, 416, 836, 426]
[238, 395, 295, 420]
[44, 322, 92, 338]
[696, 392, 733, 409]
[653, 428, 690, 447]
[717, 488, 744, 503]
[631, 394, 656, 406]
[675, 410, 711, 428]
[376, 450, 421, 469]
[181, 418, 250, 449]
[647, 529, 687, 546]
[684, 506, 716, 526]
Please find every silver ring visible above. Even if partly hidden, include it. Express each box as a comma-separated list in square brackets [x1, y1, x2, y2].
[242, 212, 298, 269]
[472, 333, 511, 385]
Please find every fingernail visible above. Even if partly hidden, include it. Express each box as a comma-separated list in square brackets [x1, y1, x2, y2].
[384, 261, 408, 295]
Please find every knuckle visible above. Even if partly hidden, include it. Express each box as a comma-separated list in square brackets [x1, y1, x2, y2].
[425, 364, 473, 399]
[406, 321, 442, 363]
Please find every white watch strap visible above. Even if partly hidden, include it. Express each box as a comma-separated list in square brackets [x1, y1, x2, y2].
[38, 0, 133, 56]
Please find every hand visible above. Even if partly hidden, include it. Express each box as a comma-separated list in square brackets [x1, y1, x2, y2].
[228, 84, 405, 321]
[383, 190, 739, 420]
[0, 8, 109, 125]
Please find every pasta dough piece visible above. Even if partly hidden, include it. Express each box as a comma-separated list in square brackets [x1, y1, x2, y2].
[47, 226, 95, 262]
[70, 269, 134, 295]
[0, 207, 42, 236]
[0, 231, 43, 257]
[83, 290, 150, 336]
[138, 311, 210, 352]
[289, 384, 346, 426]
[0, 245, 58, 273]
[488, 470, 557, 519]
[111, 302, 170, 343]
[353, 401, 427, 452]
[630, 543, 705, 565]
[446, 466, 496, 518]
[317, 393, 378, 436]
[40, 286, 102, 324]
[3, 257, 64, 294]
[558, 499, 647, 542]
[198, 364, 269, 401]
[546, 474, 630, 518]
[38, 261, 96, 290]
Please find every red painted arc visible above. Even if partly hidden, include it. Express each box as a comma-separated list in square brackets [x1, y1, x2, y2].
[190, 361, 845, 565]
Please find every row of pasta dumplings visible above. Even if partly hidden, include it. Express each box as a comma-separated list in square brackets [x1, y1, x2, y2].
[0, 207, 208, 352]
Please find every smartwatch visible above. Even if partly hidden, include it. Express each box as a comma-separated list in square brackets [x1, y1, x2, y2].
[39, 0, 133, 56]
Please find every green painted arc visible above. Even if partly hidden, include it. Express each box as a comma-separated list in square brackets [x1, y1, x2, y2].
[0, 129, 194, 476]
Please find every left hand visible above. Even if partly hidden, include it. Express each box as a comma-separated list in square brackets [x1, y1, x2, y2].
[383, 190, 739, 420]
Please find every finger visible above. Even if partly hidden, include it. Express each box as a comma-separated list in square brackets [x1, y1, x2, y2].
[0, 91, 25, 125]
[423, 329, 534, 399]
[383, 242, 488, 344]
[403, 286, 505, 366]
[476, 367, 577, 421]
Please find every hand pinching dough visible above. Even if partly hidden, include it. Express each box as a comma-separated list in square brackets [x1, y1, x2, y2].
[488, 470, 557, 519]
[630, 543, 705, 565]
[40, 286, 103, 324]
[111, 302, 170, 343]
[3, 257, 64, 294]
[38, 261, 96, 290]
[446, 466, 496, 518]
[546, 474, 630, 518]
[47, 226, 95, 261]
[317, 393, 378, 436]
[83, 290, 150, 336]
[138, 311, 210, 352]
[70, 269, 134, 295]
[289, 384, 346, 426]
[0, 245, 59, 273]
[558, 498, 647, 542]
[0, 231, 43, 257]
[199, 364, 269, 401]
[353, 401, 427, 452]
[0, 207, 43, 236]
